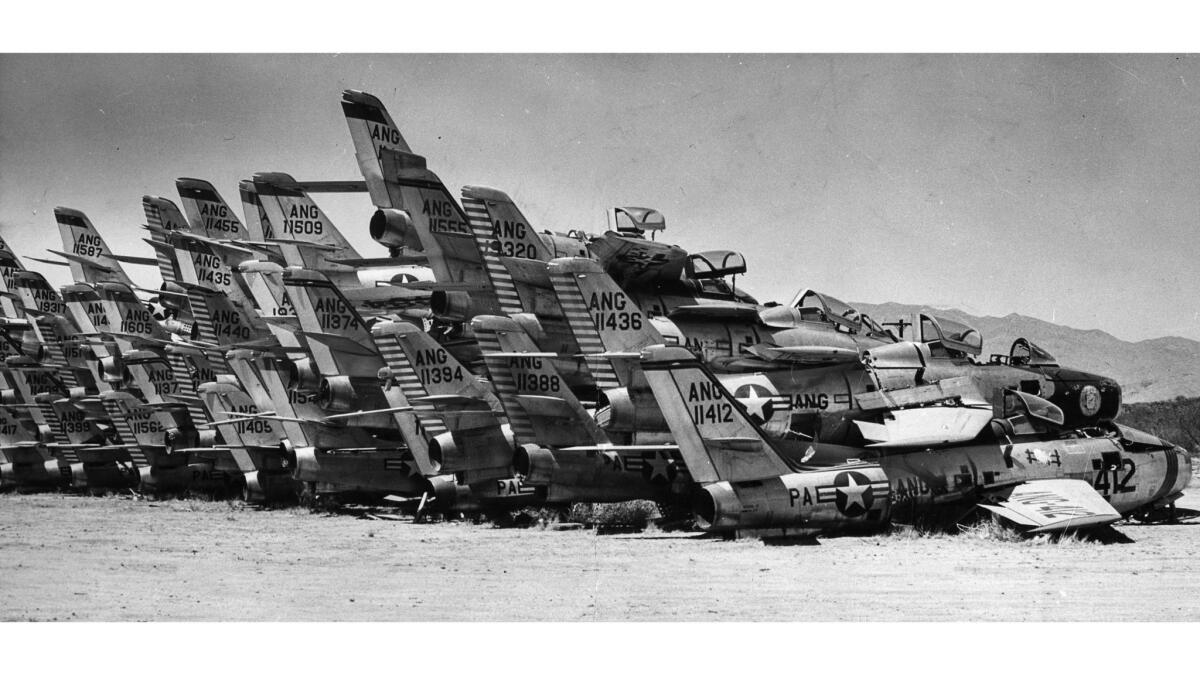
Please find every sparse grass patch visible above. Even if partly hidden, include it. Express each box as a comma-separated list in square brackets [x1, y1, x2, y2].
[567, 501, 661, 533]
[956, 518, 1027, 543]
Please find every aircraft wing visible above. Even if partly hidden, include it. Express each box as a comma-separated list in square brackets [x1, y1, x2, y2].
[112, 254, 158, 266]
[979, 479, 1121, 533]
[743, 344, 861, 365]
[43, 249, 119, 272]
[555, 444, 679, 455]
[667, 304, 762, 322]
[326, 255, 428, 267]
[855, 376, 986, 411]
[854, 407, 993, 447]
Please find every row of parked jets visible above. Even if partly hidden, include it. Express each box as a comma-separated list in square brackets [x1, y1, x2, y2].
[0, 90, 1191, 539]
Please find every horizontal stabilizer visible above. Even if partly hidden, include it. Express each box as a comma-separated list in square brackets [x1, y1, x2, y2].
[398, 281, 490, 292]
[514, 394, 576, 418]
[576, 351, 641, 360]
[701, 437, 765, 452]
[855, 406, 993, 447]
[298, 331, 379, 358]
[113, 254, 158, 266]
[326, 255, 428, 267]
[555, 443, 678, 455]
[980, 479, 1121, 532]
[260, 238, 339, 251]
[43, 250, 118, 271]
[322, 406, 416, 421]
[291, 180, 368, 193]
[24, 256, 69, 267]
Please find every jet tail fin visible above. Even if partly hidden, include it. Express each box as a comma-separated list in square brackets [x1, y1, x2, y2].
[639, 345, 793, 484]
[472, 314, 606, 448]
[176, 178, 249, 240]
[53, 208, 135, 286]
[250, 172, 361, 274]
[372, 319, 509, 478]
[340, 90, 500, 317]
[547, 256, 663, 391]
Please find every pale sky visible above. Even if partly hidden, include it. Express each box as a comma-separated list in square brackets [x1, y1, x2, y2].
[2, 54, 1198, 342]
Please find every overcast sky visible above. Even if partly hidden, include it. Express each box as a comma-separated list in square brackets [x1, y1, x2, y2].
[1, 53, 1197, 342]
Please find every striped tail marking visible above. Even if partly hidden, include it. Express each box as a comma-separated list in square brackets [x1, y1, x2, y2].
[548, 268, 621, 391]
[474, 327, 537, 446]
[461, 195, 524, 315]
[375, 335, 448, 440]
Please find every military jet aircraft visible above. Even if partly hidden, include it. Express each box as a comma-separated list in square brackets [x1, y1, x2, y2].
[639, 345, 1192, 539]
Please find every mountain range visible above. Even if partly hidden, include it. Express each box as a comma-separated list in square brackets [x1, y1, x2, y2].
[851, 302, 1200, 404]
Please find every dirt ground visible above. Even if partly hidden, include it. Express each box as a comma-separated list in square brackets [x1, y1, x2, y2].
[2, 488, 1198, 621]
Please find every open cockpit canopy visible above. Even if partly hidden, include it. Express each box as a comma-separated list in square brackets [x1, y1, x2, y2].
[917, 313, 982, 357]
[686, 250, 747, 280]
[610, 207, 666, 237]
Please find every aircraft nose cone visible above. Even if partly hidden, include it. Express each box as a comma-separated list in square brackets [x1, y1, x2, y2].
[1179, 446, 1194, 490]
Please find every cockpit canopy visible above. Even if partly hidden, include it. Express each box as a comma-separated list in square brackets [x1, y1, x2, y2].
[917, 313, 982, 357]
[788, 289, 889, 336]
[687, 250, 746, 279]
[1009, 337, 1057, 367]
[610, 207, 666, 237]
[755, 289, 889, 337]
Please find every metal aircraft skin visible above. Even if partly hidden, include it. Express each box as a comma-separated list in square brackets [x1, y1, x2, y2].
[639, 345, 1192, 538]
[241, 173, 435, 316]
[340, 90, 755, 316]
[6, 226, 242, 493]
[217, 266, 426, 499]
[543, 256, 1126, 453]
[372, 319, 555, 513]
[468, 314, 692, 505]
[338, 90, 765, 392]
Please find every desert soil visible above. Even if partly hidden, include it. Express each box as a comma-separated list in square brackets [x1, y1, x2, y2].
[2, 489, 1198, 621]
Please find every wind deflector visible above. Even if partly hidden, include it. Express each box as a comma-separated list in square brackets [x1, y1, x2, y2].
[1009, 337, 1057, 367]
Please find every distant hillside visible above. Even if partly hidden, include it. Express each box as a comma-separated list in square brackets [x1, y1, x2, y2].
[1120, 397, 1200, 454]
[852, 302, 1200, 404]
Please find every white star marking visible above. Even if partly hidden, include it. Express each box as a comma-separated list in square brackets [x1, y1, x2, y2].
[738, 393, 773, 423]
[837, 473, 871, 511]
